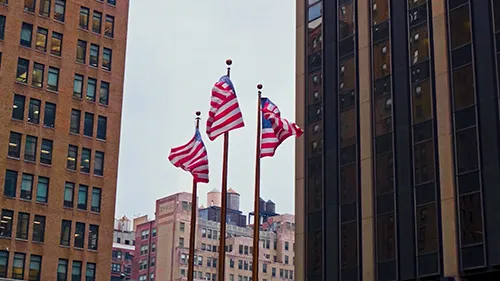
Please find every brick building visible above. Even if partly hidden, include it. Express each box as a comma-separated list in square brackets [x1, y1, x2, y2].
[132, 216, 157, 281]
[0, 0, 129, 280]
[152, 191, 295, 281]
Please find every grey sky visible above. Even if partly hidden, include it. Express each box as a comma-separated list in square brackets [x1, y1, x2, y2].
[115, 1, 296, 219]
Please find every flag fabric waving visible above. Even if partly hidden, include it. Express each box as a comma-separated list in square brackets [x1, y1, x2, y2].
[206, 75, 245, 141]
[261, 97, 303, 158]
[168, 129, 209, 183]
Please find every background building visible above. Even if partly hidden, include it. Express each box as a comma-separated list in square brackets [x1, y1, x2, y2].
[0, 0, 129, 280]
[295, 0, 500, 280]
[111, 216, 136, 281]
[148, 191, 295, 281]
[132, 215, 157, 281]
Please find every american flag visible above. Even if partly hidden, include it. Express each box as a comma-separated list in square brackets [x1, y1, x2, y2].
[261, 97, 303, 158]
[206, 75, 245, 141]
[168, 129, 209, 183]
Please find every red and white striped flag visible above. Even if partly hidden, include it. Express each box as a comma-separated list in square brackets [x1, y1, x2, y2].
[206, 75, 245, 141]
[261, 97, 303, 158]
[168, 129, 209, 183]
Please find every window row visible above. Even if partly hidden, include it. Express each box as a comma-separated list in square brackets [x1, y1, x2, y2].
[20, 22, 63, 56]
[79, 6, 115, 38]
[76, 40, 112, 71]
[57, 259, 96, 281]
[201, 243, 217, 252]
[3, 170, 49, 203]
[73, 74, 110, 105]
[60, 219, 99, 250]
[12, 94, 56, 128]
[70, 109, 107, 140]
[22, 0, 66, 22]
[0, 209, 46, 242]
[201, 228, 219, 239]
[112, 250, 133, 261]
[139, 227, 156, 240]
[138, 256, 155, 270]
[16, 58, 60, 91]
[138, 273, 155, 281]
[63, 182, 101, 213]
[179, 253, 217, 268]
[7, 132, 53, 165]
[66, 145, 105, 176]
[0, 251, 42, 280]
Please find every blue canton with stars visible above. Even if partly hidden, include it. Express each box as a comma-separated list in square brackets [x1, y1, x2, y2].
[194, 129, 204, 142]
[218, 75, 236, 95]
[261, 98, 273, 129]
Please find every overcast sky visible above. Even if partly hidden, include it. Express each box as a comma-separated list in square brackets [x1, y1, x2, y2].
[114, 1, 296, 220]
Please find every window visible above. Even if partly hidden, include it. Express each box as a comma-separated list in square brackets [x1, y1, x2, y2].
[262, 263, 267, 273]
[84, 113, 94, 137]
[72, 261, 82, 281]
[36, 176, 49, 203]
[28, 98, 41, 124]
[75, 222, 85, 248]
[100, 81, 109, 105]
[67, 145, 78, 170]
[103, 48, 112, 70]
[35, 27, 48, 51]
[57, 259, 68, 281]
[54, 0, 66, 22]
[4, 170, 17, 197]
[44, 102, 56, 128]
[285, 241, 289, 250]
[81, 148, 91, 173]
[32, 215, 46, 243]
[180, 222, 185, 232]
[0, 250, 7, 277]
[13, 94, 26, 120]
[24, 0, 36, 12]
[47, 67, 59, 91]
[97, 116, 107, 140]
[40, 139, 53, 165]
[51, 32, 62, 56]
[91, 187, 101, 212]
[88, 225, 99, 250]
[20, 23, 33, 47]
[94, 151, 104, 176]
[16, 58, 30, 83]
[108, 0, 116, 5]
[60, 220, 71, 246]
[16, 212, 29, 239]
[77, 40, 87, 63]
[8, 132, 22, 158]
[90, 44, 99, 67]
[73, 74, 84, 98]
[70, 109, 81, 133]
[0, 209, 13, 237]
[152, 228, 157, 237]
[87, 78, 97, 101]
[64, 182, 74, 207]
[140, 245, 148, 255]
[78, 185, 88, 210]
[12, 253, 26, 279]
[39, 0, 50, 17]
[92, 11, 102, 33]
[79, 7, 89, 29]
[105, 15, 114, 37]
[20, 173, 34, 200]
[179, 237, 184, 247]
[0, 16, 5, 40]
[111, 263, 120, 272]
[24, 136, 37, 162]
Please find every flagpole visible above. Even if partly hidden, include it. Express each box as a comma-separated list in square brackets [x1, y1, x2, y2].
[187, 111, 202, 281]
[217, 59, 232, 281]
[252, 84, 263, 281]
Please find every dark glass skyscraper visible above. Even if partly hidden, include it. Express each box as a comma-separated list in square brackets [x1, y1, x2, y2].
[295, 0, 500, 280]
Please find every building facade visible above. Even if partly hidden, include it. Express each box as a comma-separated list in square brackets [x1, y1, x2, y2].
[111, 216, 136, 281]
[295, 0, 500, 280]
[153, 191, 295, 281]
[0, 0, 129, 280]
[132, 216, 157, 281]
